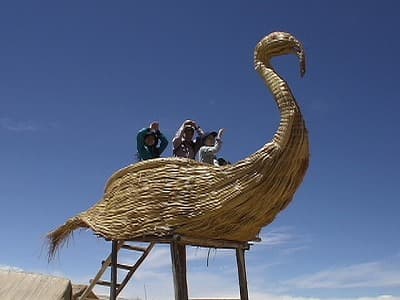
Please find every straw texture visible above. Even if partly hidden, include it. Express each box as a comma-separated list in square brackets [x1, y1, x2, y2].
[47, 31, 310, 258]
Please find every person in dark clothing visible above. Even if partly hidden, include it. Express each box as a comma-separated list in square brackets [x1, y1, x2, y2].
[136, 121, 168, 161]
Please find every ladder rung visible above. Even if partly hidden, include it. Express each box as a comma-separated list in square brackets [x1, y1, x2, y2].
[94, 280, 121, 288]
[81, 242, 154, 299]
[117, 263, 133, 271]
[121, 244, 147, 252]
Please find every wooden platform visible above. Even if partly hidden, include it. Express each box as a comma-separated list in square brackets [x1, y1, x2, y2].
[80, 235, 258, 300]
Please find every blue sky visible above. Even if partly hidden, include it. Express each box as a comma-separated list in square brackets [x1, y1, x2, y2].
[1, 1, 400, 299]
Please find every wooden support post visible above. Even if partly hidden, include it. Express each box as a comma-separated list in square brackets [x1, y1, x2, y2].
[170, 242, 188, 300]
[236, 248, 249, 300]
[110, 240, 118, 300]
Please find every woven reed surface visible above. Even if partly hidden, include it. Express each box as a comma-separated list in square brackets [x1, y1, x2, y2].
[47, 32, 310, 258]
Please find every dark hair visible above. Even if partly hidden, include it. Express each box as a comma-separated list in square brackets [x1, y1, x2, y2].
[217, 158, 231, 166]
[144, 132, 158, 146]
[201, 131, 218, 144]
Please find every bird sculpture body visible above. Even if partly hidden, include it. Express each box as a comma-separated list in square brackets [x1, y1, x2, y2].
[48, 31, 310, 258]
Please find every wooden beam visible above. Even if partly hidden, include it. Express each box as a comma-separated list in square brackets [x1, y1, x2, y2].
[96, 280, 121, 288]
[127, 235, 252, 250]
[236, 248, 249, 300]
[121, 244, 148, 252]
[116, 263, 133, 271]
[170, 241, 188, 300]
[110, 240, 118, 300]
[173, 235, 250, 250]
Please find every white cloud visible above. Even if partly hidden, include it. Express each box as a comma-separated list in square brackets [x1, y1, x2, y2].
[259, 226, 307, 247]
[0, 265, 24, 272]
[0, 117, 38, 132]
[249, 293, 400, 300]
[49, 252, 400, 300]
[260, 230, 293, 246]
[56, 239, 400, 300]
[281, 245, 309, 255]
[4, 264, 400, 300]
[256, 226, 309, 256]
[282, 259, 400, 289]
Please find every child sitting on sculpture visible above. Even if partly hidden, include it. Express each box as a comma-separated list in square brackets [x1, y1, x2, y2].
[172, 120, 205, 159]
[136, 121, 168, 161]
[198, 129, 229, 166]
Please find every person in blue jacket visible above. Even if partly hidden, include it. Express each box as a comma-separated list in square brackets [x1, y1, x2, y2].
[136, 121, 168, 161]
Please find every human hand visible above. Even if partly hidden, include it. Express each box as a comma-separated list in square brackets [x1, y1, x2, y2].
[150, 121, 160, 132]
[191, 120, 199, 129]
[217, 128, 225, 139]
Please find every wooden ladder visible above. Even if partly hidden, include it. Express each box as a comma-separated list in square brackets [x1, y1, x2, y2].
[79, 241, 155, 300]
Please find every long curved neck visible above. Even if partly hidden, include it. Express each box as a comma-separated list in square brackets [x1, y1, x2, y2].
[254, 32, 306, 150]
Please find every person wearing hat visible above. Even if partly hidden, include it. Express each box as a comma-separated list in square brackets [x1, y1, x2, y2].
[136, 121, 168, 161]
[199, 128, 226, 165]
[172, 119, 205, 159]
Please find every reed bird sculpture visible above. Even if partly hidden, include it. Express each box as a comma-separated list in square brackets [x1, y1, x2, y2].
[48, 31, 310, 258]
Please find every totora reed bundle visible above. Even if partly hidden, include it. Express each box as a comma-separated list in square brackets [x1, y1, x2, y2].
[47, 32, 310, 259]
